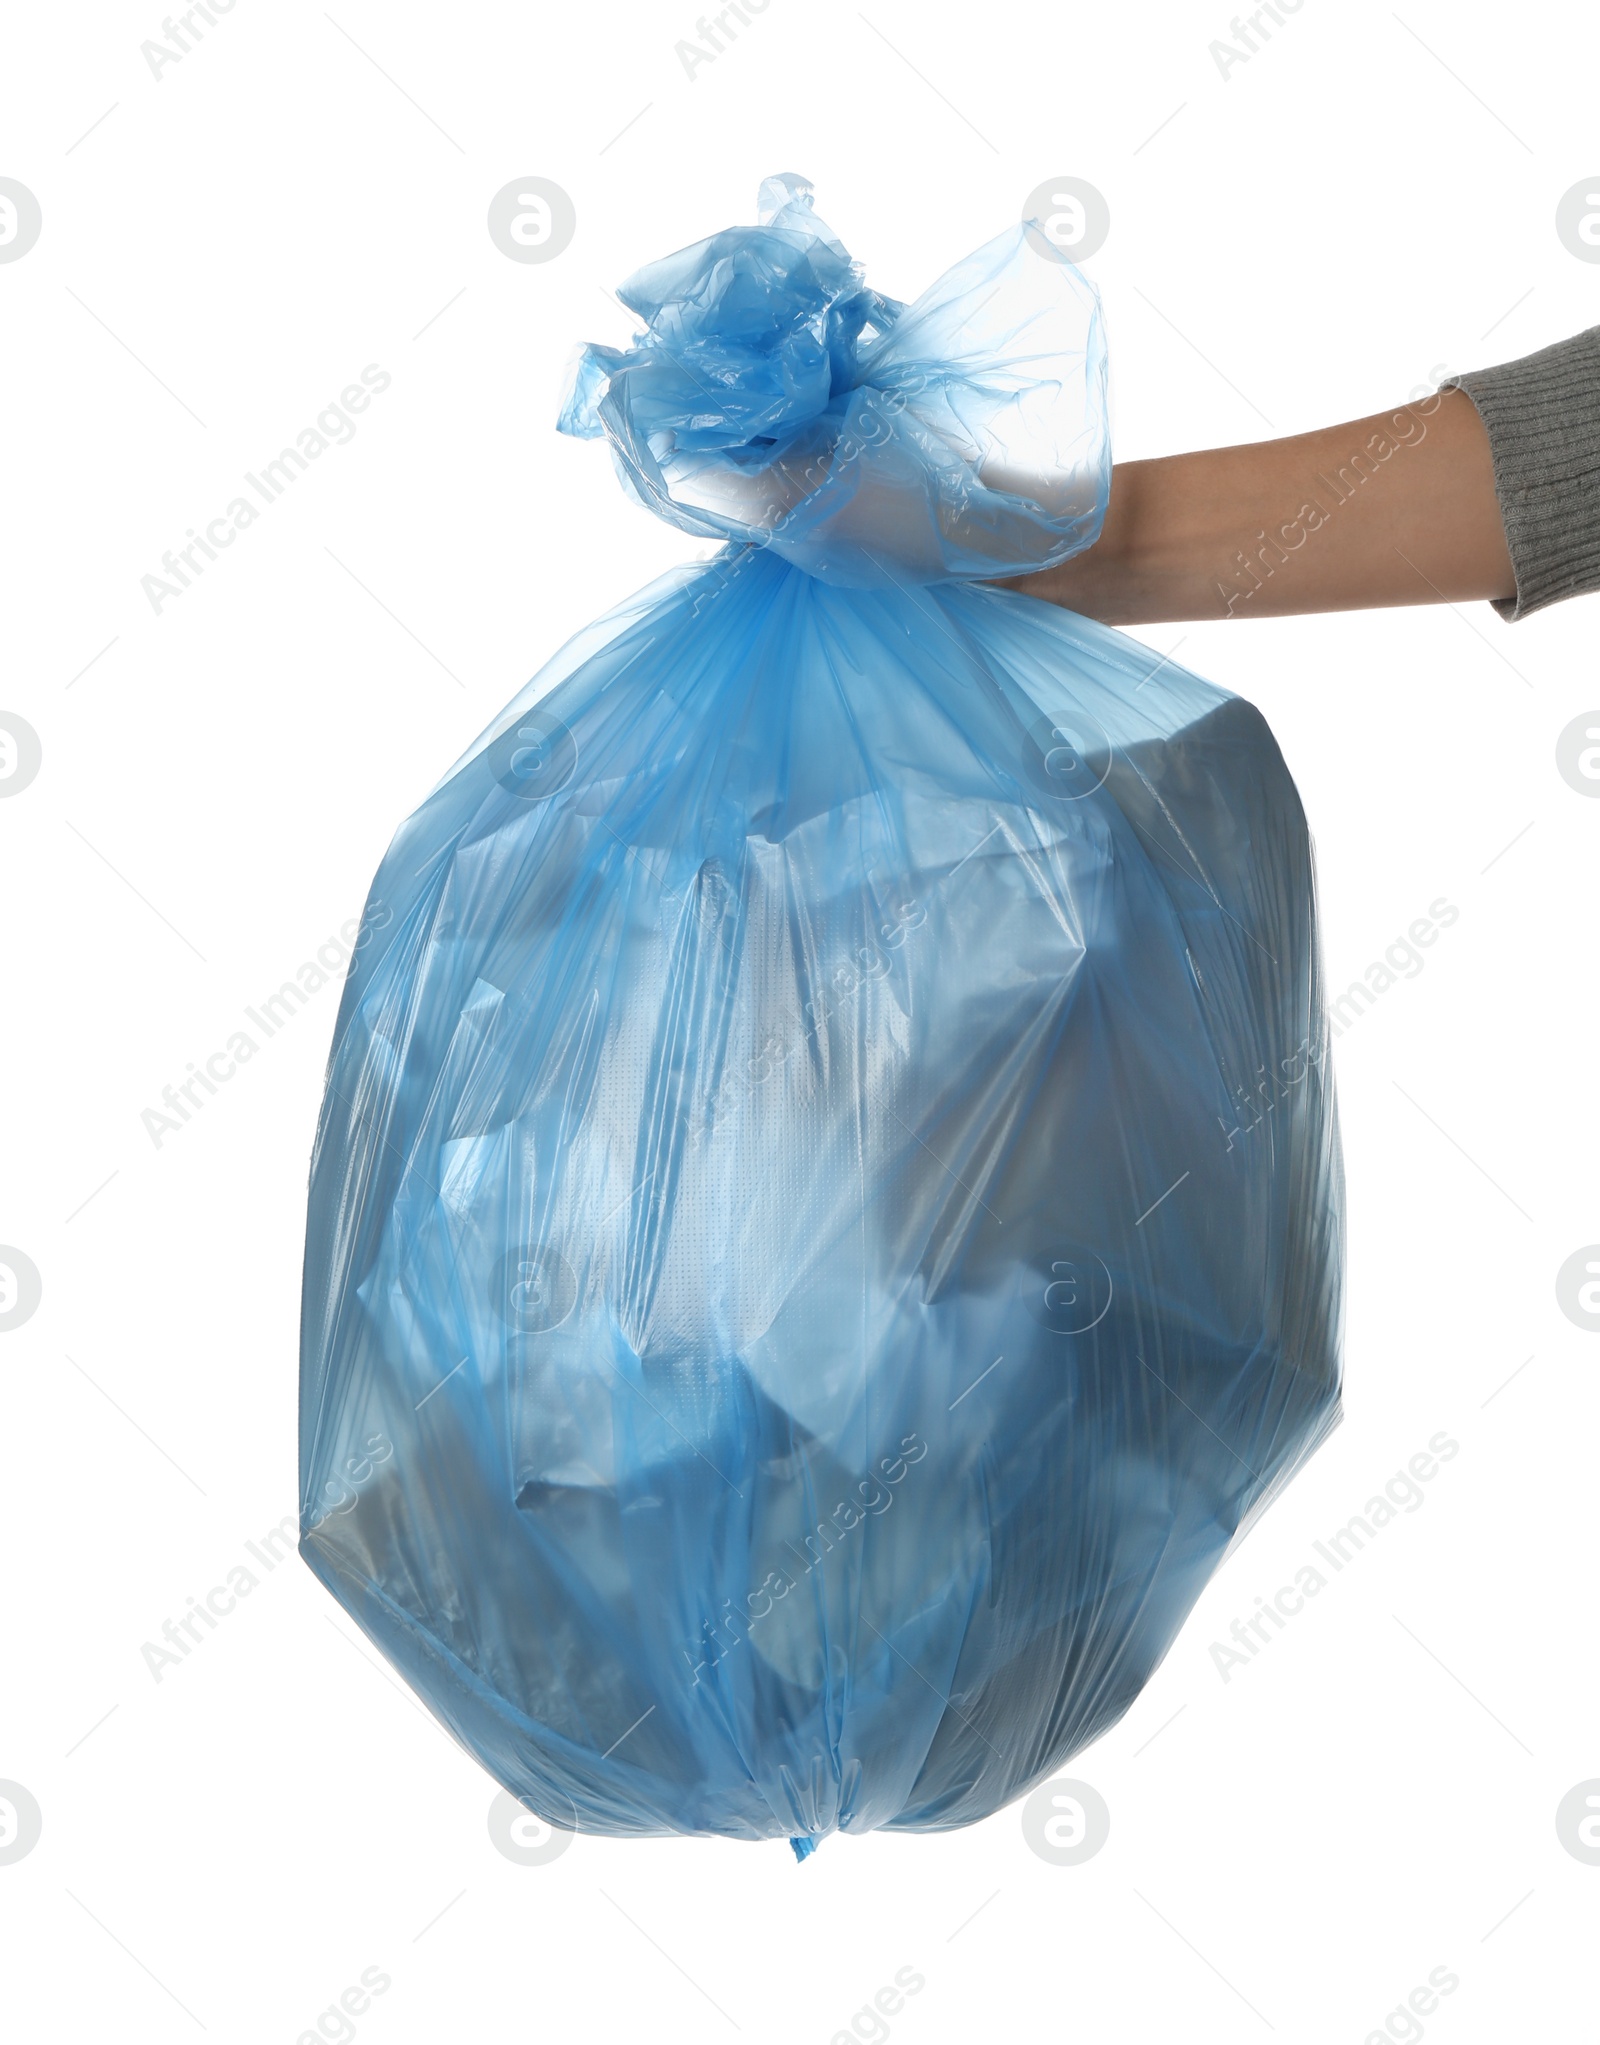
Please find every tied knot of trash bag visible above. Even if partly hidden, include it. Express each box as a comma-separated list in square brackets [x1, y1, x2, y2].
[557, 172, 1113, 588]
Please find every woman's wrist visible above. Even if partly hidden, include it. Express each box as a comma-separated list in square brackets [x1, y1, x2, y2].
[1003, 389, 1515, 624]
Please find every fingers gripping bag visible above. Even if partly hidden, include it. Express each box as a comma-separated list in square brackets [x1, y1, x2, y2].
[298, 175, 1344, 1853]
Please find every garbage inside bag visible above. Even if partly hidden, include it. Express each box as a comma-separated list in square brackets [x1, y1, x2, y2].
[299, 173, 1343, 1847]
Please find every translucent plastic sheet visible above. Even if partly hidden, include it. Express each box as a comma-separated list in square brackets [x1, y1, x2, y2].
[299, 175, 1343, 1850]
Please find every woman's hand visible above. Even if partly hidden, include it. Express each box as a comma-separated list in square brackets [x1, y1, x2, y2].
[1002, 386, 1515, 623]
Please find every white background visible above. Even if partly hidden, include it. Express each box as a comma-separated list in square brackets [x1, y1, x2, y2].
[4, 0, 1597, 2038]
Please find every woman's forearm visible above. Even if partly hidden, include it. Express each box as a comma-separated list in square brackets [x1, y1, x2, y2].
[1005, 387, 1515, 624]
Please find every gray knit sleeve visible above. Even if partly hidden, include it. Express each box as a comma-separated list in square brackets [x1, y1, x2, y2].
[1441, 326, 1600, 620]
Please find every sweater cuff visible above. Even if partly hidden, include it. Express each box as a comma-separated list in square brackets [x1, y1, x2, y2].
[1441, 326, 1600, 621]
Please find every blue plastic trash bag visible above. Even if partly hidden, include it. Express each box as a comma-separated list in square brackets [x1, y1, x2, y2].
[299, 174, 1343, 1850]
